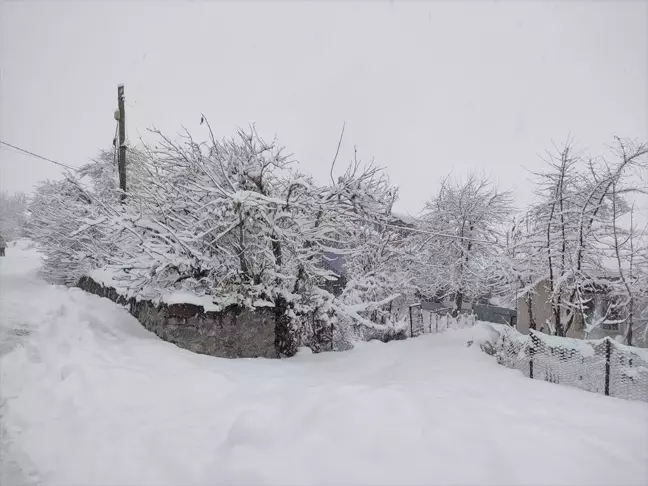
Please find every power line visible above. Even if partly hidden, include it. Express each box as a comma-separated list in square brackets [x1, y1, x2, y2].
[0, 141, 77, 171]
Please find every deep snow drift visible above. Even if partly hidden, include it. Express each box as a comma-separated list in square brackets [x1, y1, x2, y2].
[1, 243, 647, 486]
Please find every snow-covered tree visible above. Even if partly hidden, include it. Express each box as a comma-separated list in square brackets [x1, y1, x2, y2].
[528, 137, 648, 337]
[26, 177, 101, 284]
[24, 146, 146, 284]
[414, 173, 513, 316]
[0, 191, 28, 241]
[337, 213, 417, 339]
[591, 139, 648, 345]
[37, 123, 412, 354]
[503, 210, 547, 329]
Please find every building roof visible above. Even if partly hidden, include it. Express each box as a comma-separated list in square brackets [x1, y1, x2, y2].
[390, 212, 417, 227]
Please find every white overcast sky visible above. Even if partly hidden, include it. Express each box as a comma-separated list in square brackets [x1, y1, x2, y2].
[1, 1, 647, 216]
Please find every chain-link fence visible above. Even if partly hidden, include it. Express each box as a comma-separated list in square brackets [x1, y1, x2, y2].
[494, 326, 648, 402]
[408, 308, 647, 402]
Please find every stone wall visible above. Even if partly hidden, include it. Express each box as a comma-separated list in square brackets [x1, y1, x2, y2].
[77, 276, 278, 359]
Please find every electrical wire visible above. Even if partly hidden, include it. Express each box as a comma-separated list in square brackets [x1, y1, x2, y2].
[0, 141, 77, 171]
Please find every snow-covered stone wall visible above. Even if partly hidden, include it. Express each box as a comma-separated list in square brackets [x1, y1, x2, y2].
[77, 276, 278, 359]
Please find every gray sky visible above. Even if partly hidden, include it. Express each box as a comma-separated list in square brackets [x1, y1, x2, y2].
[1, 1, 647, 217]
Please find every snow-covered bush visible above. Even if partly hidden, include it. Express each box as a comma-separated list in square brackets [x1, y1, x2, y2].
[26, 178, 103, 284]
[24, 148, 140, 285]
[28, 124, 414, 355]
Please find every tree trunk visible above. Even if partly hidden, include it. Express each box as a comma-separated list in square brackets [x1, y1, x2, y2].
[453, 226, 472, 318]
[554, 301, 564, 336]
[274, 294, 297, 357]
[238, 212, 248, 278]
[626, 301, 633, 346]
[453, 292, 463, 318]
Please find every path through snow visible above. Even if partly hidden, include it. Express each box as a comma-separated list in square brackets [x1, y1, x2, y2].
[1, 243, 648, 486]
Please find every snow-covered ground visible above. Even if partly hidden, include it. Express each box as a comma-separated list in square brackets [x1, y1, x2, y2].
[1, 243, 648, 486]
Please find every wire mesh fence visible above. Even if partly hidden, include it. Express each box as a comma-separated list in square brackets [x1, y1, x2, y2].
[495, 326, 648, 403]
[415, 310, 648, 403]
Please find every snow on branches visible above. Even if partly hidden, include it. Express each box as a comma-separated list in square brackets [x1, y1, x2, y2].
[26, 122, 648, 350]
[412, 173, 513, 315]
[515, 137, 648, 338]
[0, 191, 28, 242]
[28, 123, 408, 353]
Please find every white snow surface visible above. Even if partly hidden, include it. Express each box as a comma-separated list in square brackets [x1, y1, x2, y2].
[2, 245, 648, 486]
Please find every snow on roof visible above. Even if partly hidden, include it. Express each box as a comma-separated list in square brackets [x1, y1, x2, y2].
[390, 212, 417, 226]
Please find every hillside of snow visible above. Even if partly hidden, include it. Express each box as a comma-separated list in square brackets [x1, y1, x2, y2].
[1, 244, 647, 486]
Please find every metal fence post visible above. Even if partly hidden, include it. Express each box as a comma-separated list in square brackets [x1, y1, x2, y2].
[409, 304, 421, 338]
[529, 332, 537, 380]
[529, 350, 534, 379]
[605, 338, 611, 396]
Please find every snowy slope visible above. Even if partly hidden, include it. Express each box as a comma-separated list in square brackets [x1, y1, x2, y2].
[1, 245, 648, 486]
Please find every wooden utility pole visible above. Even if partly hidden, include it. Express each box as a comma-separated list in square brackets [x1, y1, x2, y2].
[117, 84, 127, 198]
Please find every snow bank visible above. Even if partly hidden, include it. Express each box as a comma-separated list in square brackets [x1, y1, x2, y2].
[2, 247, 648, 486]
[469, 321, 506, 344]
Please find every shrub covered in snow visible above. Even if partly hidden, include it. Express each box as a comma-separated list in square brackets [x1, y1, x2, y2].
[26, 125, 415, 354]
